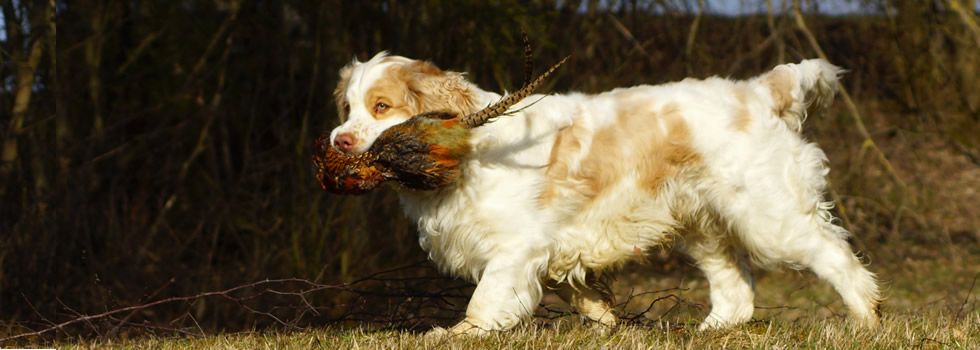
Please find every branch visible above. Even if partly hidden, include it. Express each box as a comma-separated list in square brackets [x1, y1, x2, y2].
[726, 24, 785, 75]
[951, 140, 980, 167]
[766, 0, 786, 64]
[1, 278, 340, 343]
[1, 260, 453, 343]
[0, 0, 48, 192]
[607, 13, 650, 58]
[3, 260, 705, 343]
[115, 29, 164, 75]
[684, 0, 706, 75]
[183, 2, 241, 87]
[792, 2, 912, 207]
[947, 0, 980, 48]
[137, 32, 236, 263]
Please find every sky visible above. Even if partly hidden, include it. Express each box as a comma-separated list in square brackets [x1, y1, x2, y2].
[709, 0, 868, 15]
[596, 0, 980, 16]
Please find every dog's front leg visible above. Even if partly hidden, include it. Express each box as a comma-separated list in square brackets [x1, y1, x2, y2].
[433, 249, 549, 336]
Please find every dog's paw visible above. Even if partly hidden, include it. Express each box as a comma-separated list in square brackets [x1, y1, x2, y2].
[587, 320, 618, 336]
[424, 320, 491, 339]
[423, 326, 451, 340]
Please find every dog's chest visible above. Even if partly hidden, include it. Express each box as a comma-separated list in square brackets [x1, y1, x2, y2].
[396, 187, 496, 282]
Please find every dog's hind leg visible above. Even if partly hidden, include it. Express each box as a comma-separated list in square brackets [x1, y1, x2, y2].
[777, 217, 881, 328]
[808, 227, 881, 327]
[737, 210, 880, 328]
[717, 157, 881, 328]
[555, 281, 618, 329]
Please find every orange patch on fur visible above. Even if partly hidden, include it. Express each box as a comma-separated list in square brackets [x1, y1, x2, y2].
[764, 69, 794, 117]
[732, 87, 752, 132]
[584, 101, 701, 194]
[364, 67, 417, 120]
[394, 62, 479, 116]
[333, 60, 479, 124]
[540, 91, 703, 207]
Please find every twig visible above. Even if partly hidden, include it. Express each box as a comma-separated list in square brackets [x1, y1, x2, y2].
[615, 286, 691, 324]
[727, 24, 785, 75]
[115, 29, 164, 75]
[607, 13, 650, 57]
[107, 317, 201, 337]
[138, 32, 236, 263]
[946, 0, 980, 48]
[684, 0, 706, 75]
[21, 294, 61, 337]
[296, 1, 327, 156]
[1, 278, 343, 343]
[175, 312, 206, 337]
[219, 293, 302, 330]
[955, 271, 980, 322]
[951, 141, 980, 167]
[1, 261, 454, 342]
[56, 297, 102, 338]
[626, 295, 683, 323]
[792, 1, 912, 208]
[183, 3, 240, 87]
[766, 0, 785, 64]
[4, 259, 704, 343]
[917, 337, 949, 347]
[107, 278, 175, 338]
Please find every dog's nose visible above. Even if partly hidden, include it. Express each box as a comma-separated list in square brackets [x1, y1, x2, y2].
[334, 133, 357, 153]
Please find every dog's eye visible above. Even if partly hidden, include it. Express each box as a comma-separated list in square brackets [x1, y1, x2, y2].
[375, 102, 389, 113]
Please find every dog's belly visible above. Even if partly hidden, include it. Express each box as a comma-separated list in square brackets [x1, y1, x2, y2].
[544, 174, 699, 284]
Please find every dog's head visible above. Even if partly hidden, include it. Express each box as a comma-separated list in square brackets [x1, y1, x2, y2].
[329, 52, 480, 155]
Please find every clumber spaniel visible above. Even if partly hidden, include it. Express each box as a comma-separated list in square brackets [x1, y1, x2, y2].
[327, 53, 880, 334]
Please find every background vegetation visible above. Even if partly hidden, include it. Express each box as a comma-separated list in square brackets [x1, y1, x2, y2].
[1, 0, 978, 346]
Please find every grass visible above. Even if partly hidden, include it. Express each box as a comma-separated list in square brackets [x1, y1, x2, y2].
[57, 312, 979, 349]
[45, 250, 980, 349]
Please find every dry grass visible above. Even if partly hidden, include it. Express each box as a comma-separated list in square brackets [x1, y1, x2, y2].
[57, 311, 979, 350]
[44, 251, 980, 349]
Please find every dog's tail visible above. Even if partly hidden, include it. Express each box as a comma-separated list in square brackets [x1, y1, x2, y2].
[758, 59, 843, 132]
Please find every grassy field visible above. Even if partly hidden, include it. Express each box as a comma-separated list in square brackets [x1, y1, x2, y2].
[50, 250, 979, 349]
[57, 314, 980, 350]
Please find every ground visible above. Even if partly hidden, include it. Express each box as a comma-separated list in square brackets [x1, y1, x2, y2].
[49, 247, 979, 349]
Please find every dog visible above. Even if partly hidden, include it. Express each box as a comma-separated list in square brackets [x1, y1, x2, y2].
[328, 52, 881, 334]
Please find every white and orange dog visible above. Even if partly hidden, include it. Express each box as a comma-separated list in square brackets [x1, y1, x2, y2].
[328, 53, 880, 334]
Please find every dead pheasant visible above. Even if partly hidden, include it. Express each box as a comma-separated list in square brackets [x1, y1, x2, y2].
[313, 54, 568, 194]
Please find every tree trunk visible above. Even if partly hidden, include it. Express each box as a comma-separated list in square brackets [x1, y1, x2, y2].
[0, 0, 47, 193]
[85, 1, 106, 139]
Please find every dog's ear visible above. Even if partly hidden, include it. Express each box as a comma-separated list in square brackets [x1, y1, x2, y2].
[399, 61, 479, 116]
[334, 62, 356, 123]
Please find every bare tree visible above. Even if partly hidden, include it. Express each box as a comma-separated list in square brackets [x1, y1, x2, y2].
[0, 0, 51, 195]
